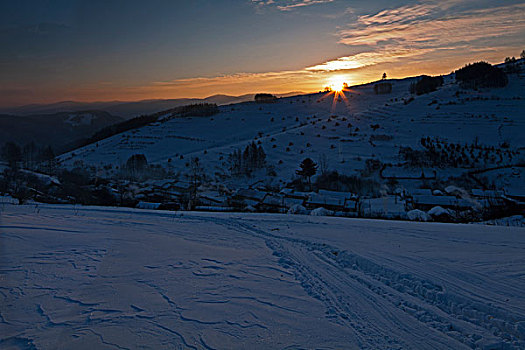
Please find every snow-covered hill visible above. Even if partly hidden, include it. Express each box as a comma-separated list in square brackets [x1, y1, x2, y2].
[57, 70, 525, 193]
[1, 202, 524, 348]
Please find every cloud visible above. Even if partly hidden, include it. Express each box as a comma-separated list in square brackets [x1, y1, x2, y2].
[251, 0, 334, 11]
[19, 1, 523, 105]
[151, 69, 313, 89]
[305, 48, 433, 72]
[338, 2, 525, 50]
[144, 1, 525, 95]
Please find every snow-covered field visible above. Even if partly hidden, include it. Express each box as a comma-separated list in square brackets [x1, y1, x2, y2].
[1, 202, 524, 349]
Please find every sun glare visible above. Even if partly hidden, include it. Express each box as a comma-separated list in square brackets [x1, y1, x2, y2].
[328, 76, 348, 92]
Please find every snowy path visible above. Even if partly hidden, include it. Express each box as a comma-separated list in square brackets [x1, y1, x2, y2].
[1, 203, 524, 349]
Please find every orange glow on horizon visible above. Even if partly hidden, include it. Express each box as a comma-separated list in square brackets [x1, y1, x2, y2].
[2, 50, 512, 108]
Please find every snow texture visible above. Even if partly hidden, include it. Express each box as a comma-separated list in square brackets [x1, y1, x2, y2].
[1, 201, 524, 349]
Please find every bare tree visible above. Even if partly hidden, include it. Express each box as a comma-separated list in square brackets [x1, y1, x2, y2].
[318, 153, 329, 175]
[188, 157, 203, 209]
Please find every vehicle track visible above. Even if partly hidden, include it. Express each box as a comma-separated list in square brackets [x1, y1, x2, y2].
[203, 216, 525, 349]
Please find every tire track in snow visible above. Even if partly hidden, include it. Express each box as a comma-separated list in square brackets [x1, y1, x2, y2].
[202, 216, 524, 349]
[199, 217, 406, 349]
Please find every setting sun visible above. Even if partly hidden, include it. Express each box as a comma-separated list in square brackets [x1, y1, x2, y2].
[328, 75, 348, 92]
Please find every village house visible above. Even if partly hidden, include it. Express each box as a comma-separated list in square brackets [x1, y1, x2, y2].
[360, 195, 407, 218]
[305, 189, 358, 212]
[410, 194, 475, 211]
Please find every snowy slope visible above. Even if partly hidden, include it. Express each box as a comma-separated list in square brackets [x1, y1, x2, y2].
[57, 72, 525, 189]
[1, 202, 524, 349]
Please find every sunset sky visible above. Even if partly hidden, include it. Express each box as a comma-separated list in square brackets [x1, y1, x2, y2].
[1, 0, 524, 107]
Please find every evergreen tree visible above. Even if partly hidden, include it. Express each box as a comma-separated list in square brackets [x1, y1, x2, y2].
[296, 158, 318, 190]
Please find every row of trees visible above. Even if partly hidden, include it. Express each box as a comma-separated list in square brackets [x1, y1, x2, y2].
[78, 103, 219, 150]
[399, 137, 516, 169]
[410, 75, 444, 95]
[1, 142, 56, 171]
[374, 82, 392, 94]
[291, 158, 382, 196]
[503, 56, 523, 74]
[228, 142, 267, 176]
[455, 62, 508, 89]
[255, 93, 277, 103]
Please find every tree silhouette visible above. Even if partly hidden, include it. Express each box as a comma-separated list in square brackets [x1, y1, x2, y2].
[455, 62, 507, 88]
[228, 142, 266, 176]
[125, 154, 147, 179]
[189, 157, 203, 199]
[2, 142, 22, 169]
[296, 158, 318, 190]
[521, 50, 525, 59]
[382, 72, 387, 80]
[254, 93, 277, 103]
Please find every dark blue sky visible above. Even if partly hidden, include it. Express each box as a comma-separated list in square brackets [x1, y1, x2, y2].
[1, 0, 524, 106]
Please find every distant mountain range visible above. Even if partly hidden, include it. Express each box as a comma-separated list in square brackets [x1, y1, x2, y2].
[0, 111, 124, 152]
[0, 92, 304, 119]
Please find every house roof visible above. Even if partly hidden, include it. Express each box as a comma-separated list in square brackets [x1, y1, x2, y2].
[284, 197, 305, 208]
[280, 188, 311, 198]
[471, 189, 504, 198]
[410, 189, 433, 196]
[318, 189, 358, 200]
[262, 194, 285, 207]
[199, 191, 227, 204]
[236, 188, 267, 201]
[413, 195, 474, 208]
